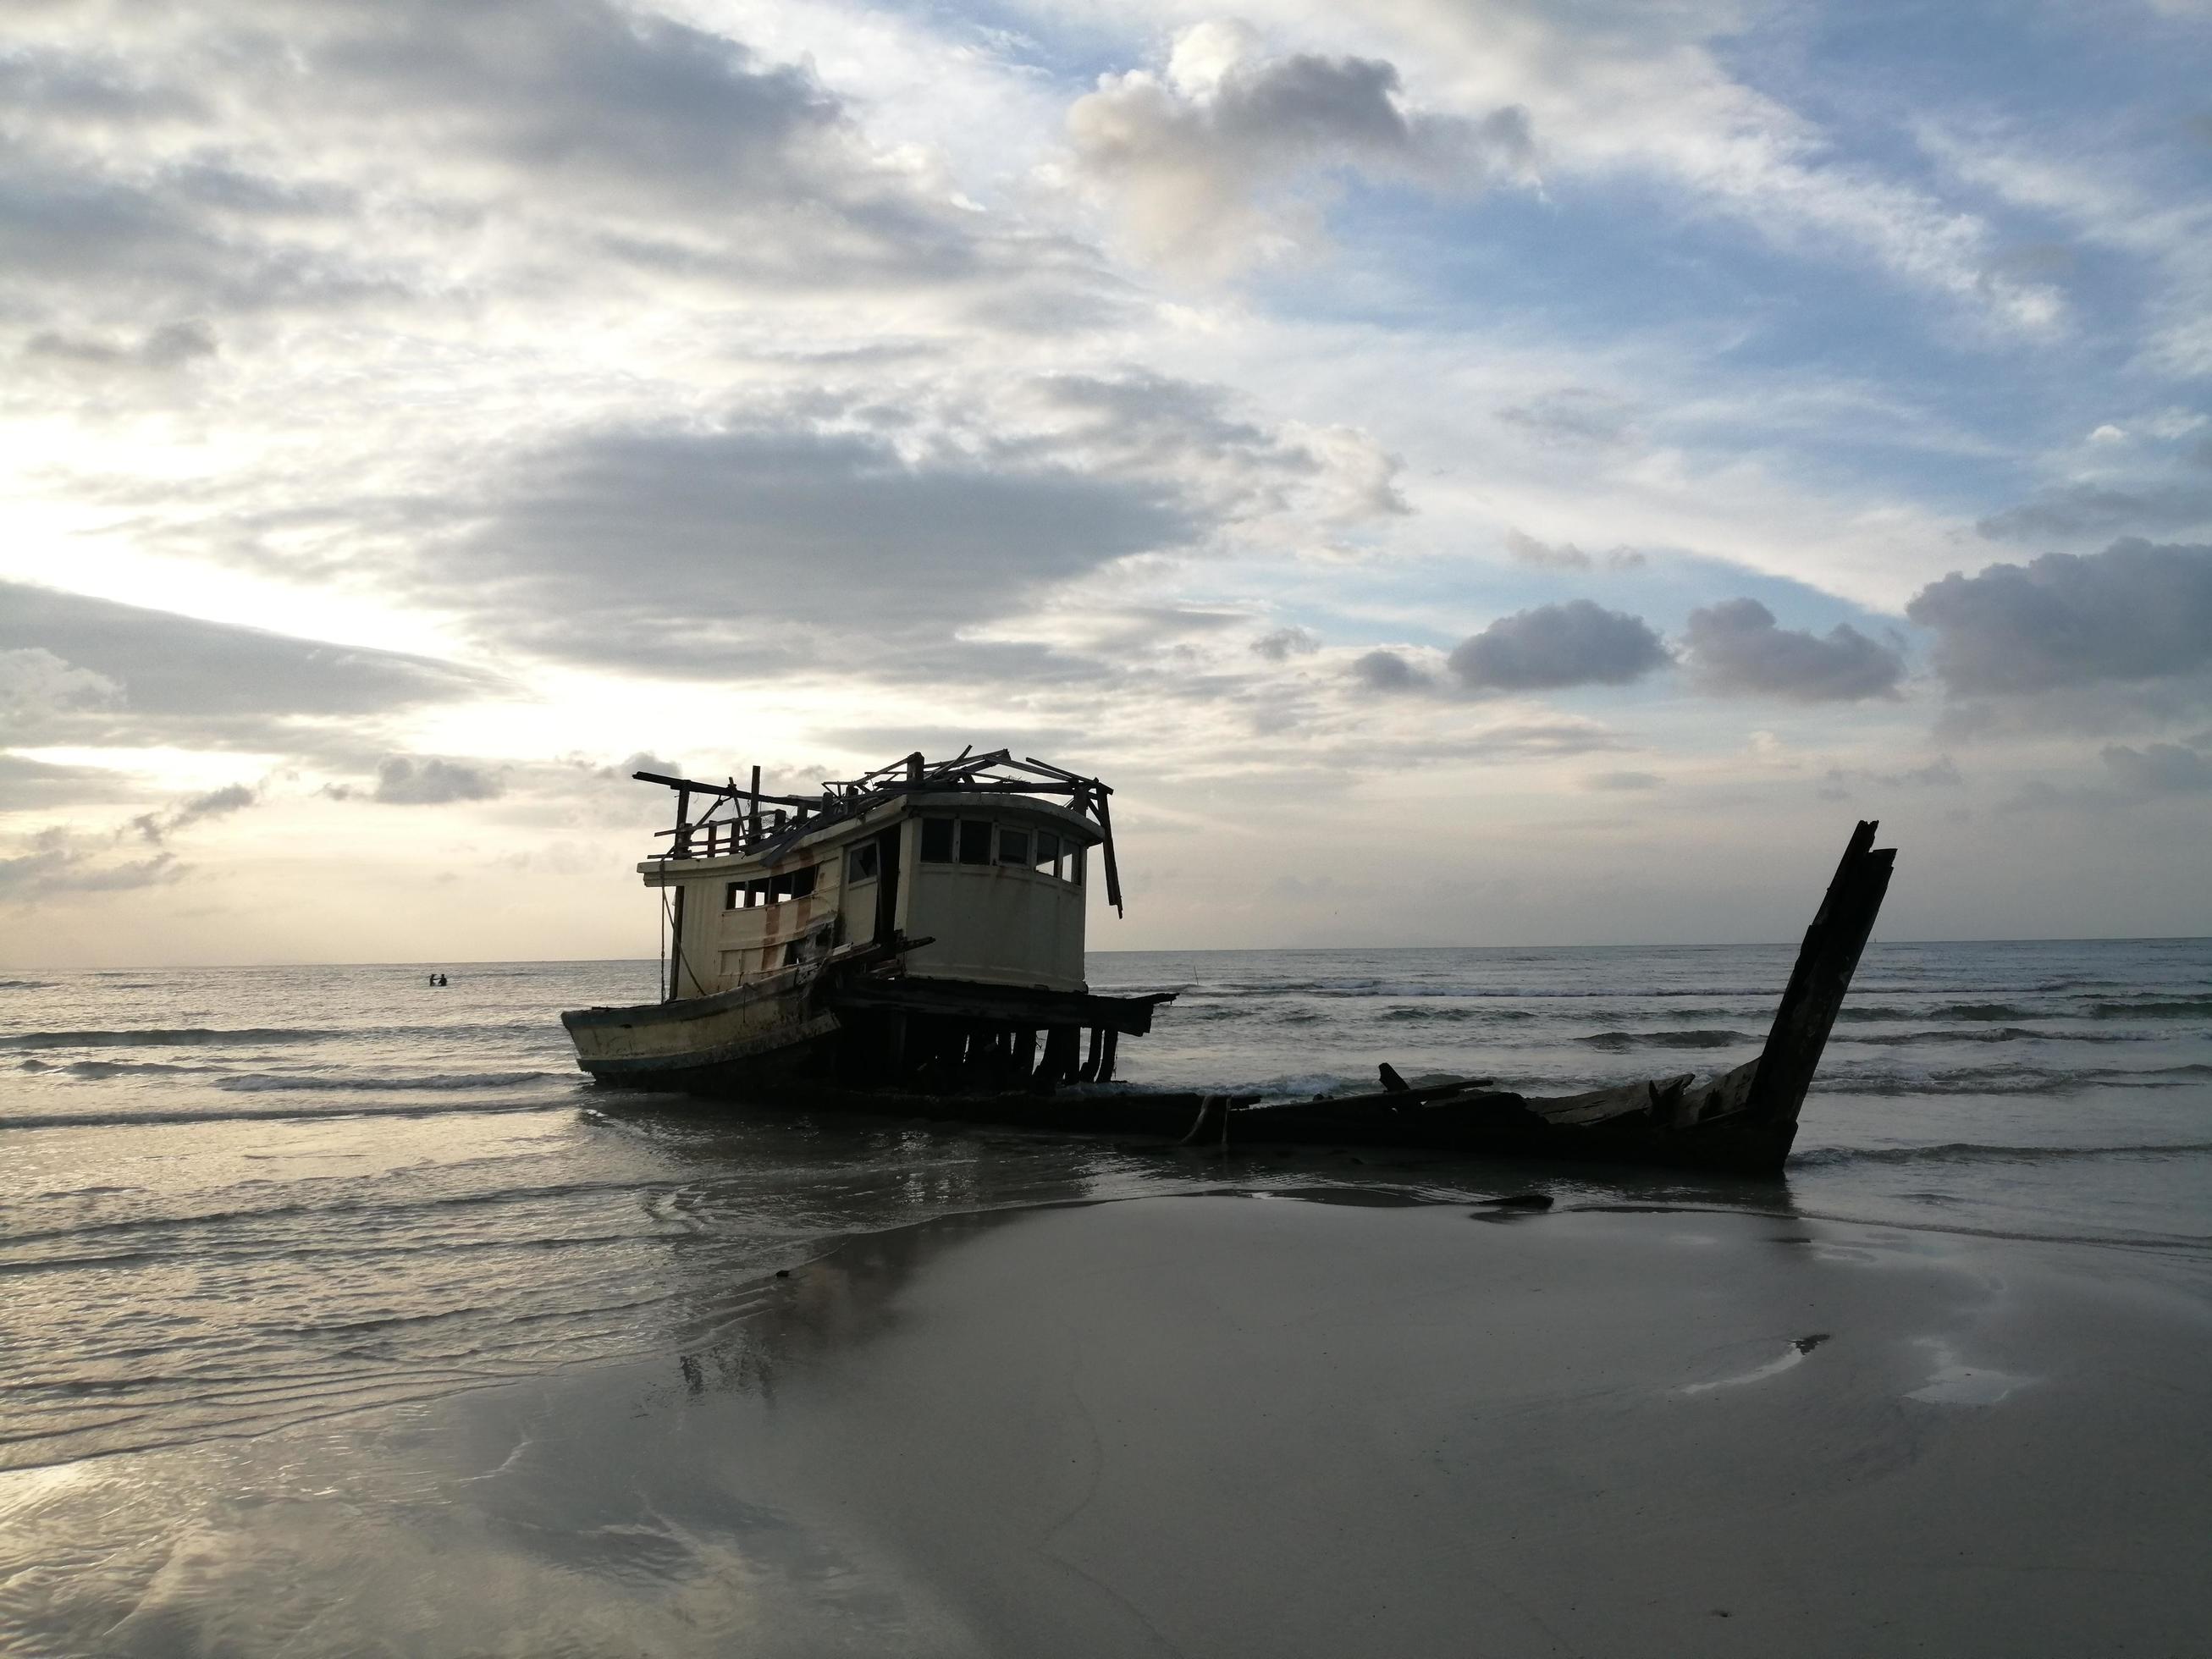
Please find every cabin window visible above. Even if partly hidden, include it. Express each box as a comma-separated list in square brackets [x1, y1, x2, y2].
[997, 827, 1029, 866]
[725, 882, 742, 910]
[771, 866, 817, 901]
[847, 843, 879, 884]
[1034, 831, 1059, 875]
[919, 818, 954, 863]
[1069, 846, 1084, 886]
[957, 819, 992, 865]
[781, 940, 803, 967]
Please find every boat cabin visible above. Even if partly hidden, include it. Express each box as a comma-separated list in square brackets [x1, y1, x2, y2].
[638, 750, 1114, 1001]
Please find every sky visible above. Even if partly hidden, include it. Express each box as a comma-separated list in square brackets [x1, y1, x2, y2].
[3, 0, 2210, 966]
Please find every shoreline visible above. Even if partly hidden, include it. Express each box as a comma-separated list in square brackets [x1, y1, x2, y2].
[6, 1193, 2208, 1655]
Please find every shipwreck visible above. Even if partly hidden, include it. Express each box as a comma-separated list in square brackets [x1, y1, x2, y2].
[561, 749, 1895, 1176]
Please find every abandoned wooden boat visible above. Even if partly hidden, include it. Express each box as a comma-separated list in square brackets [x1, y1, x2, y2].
[560, 749, 1895, 1176]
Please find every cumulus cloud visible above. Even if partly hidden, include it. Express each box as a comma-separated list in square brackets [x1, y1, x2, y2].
[333, 758, 505, 807]
[1448, 601, 1669, 694]
[1681, 599, 1904, 702]
[1067, 25, 1535, 274]
[1905, 539, 2212, 696]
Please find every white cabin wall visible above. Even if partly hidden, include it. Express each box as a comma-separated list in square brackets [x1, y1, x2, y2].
[902, 862, 1086, 990]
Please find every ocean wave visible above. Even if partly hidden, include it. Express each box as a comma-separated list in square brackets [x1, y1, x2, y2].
[0, 979, 55, 990]
[44, 1059, 205, 1079]
[1793, 1140, 2212, 1169]
[213, 1070, 557, 1094]
[0, 1027, 339, 1050]
[2, 1098, 573, 1130]
[1377, 1006, 1536, 1023]
[1829, 1061, 2212, 1096]
[1832, 1026, 2132, 1047]
[2086, 996, 2212, 1020]
[1580, 1029, 1754, 1050]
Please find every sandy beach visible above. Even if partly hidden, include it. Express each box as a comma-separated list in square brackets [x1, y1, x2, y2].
[8, 1190, 2208, 1656]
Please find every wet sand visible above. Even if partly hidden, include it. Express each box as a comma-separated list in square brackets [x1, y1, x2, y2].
[6, 1194, 2210, 1656]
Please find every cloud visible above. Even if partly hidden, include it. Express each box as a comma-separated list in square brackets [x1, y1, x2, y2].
[1067, 25, 1535, 274]
[2100, 741, 2212, 792]
[453, 422, 1190, 674]
[129, 782, 260, 845]
[1500, 528, 1645, 571]
[1447, 601, 1669, 694]
[1585, 770, 1663, 791]
[1977, 481, 2212, 544]
[21, 318, 217, 376]
[1251, 626, 1321, 661]
[1351, 648, 1430, 692]
[0, 645, 120, 730]
[1681, 598, 1905, 702]
[329, 757, 505, 806]
[0, 582, 506, 757]
[0, 753, 149, 813]
[1820, 756, 1963, 796]
[0, 0, 1112, 368]
[0, 826, 179, 902]
[1905, 539, 2212, 696]
[1494, 390, 1635, 450]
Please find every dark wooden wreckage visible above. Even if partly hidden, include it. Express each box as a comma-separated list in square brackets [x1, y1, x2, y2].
[562, 750, 1895, 1177]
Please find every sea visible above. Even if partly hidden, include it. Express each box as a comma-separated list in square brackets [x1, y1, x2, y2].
[3, 939, 2208, 1494]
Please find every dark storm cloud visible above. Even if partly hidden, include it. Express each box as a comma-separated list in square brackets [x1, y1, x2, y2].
[0, 581, 507, 753]
[1447, 601, 1669, 694]
[1681, 598, 1904, 702]
[1905, 539, 2212, 696]
[455, 424, 1189, 675]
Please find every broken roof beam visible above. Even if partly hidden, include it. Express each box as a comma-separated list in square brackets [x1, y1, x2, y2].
[632, 770, 817, 811]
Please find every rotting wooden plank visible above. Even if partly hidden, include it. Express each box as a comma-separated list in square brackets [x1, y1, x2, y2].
[1745, 820, 1895, 1133]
